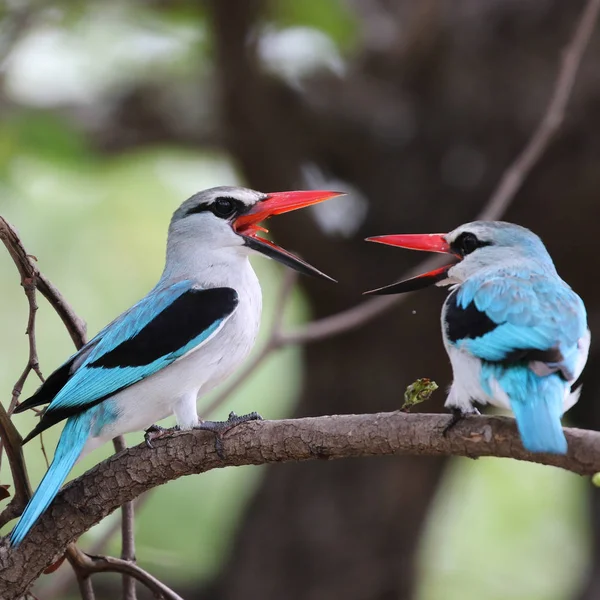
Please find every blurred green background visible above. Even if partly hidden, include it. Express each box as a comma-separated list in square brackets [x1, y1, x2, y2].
[0, 2, 597, 599]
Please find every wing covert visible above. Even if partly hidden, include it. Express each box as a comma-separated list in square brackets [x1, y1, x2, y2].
[28, 284, 238, 438]
[446, 271, 587, 378]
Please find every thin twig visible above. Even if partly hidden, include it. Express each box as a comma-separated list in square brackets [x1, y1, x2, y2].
[113, 436, 137, 600]
[480, 0, 600, 221]
[0, 221, 39, 518]
[0, 403, 30, 524]
[74, 573, 95, 600]
[0, 217, 108, 600]
[43, 494, 151, 600]
[65, 544, 94, 600]
[264, 0, 600, 348]
[0, 274, 49, 473]
[7, 277, 44, 413]
[38, 432, 50, 469]
[36, 272, 87, 348]
[68, 546, 184, 600]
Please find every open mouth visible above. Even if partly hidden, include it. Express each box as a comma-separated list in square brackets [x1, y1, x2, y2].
[233, 190, 344, 282]
[364, 233, 458, 295]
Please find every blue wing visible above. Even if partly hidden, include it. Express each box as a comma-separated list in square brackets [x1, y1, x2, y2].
[446, 269, 587, 455]
[446, 269, 587, 379]
[18, 281, 238, 441]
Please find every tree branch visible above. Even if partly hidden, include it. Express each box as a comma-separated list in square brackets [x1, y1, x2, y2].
[0, 217, 87, 349]
[70, 553, 184, 600]
[0, 217, 139, 597]
[43, 494, 150, 600]
[479, 0, 600, 221]
[0, 411, 598, 599]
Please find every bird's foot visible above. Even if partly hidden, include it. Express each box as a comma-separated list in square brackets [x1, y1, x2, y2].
[194, 411, 263, 459]
[144, 424, 179, 449]
[442, 407, 480, 437]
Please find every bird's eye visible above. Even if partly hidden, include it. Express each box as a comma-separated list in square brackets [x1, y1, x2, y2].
[455, 232, 480, 256]
[212, 197, 236, 219]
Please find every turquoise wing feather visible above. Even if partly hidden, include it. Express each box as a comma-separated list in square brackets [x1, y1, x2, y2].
[21, 282, 238, 441]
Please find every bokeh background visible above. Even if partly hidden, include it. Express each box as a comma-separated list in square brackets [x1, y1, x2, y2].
[0, 1, 599, 599]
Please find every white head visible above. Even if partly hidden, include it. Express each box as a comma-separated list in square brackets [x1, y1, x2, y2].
[365, 220, 556, 295]
[164, 185, 342, 281]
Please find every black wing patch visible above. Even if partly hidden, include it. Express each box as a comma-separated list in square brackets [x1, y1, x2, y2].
[445, 289, 567, 375]
[14, 356, 77, 414]
[444, 290, 498, 343]
[20, 287, 238, 444]
[89, 287, 238, 369]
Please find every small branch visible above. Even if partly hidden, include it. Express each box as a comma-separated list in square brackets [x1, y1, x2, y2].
[0, 219, 40, 520]
[68, 546, 183, 600]
[264, 0, 600, 348]
[0, 216, 88, 349]
[112, 436, 137, 600]
[7, 277, 44, 414]
[35, 273, 87, 349]
[0, 403, 30, 525]
[83, 556, 183, 600]
[43, 494, 151, 600]
[74, 572, 95, 600]
[0, 216, 88, 528]
[479, 0, 600, 221]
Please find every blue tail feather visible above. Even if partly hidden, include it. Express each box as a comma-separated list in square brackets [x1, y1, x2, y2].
[482, 364, 568, 454]
[511, 393, 567, 454]
[508, 372, 567, 454]
[10, 413, 91, 546]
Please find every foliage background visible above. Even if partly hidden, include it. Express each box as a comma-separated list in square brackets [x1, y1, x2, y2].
[0, 1, 597, 599]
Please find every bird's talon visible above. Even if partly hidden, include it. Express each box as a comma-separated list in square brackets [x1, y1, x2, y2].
[443, 409, 467, 437]
[194, 411, 263, 458]
[443, 407, 480, 437]
[144, 424, 175, 449]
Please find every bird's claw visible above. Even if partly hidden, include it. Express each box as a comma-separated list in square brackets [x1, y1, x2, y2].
[144, 424, 178, 449]
[442, 407, 480, 437]
[194, 411, 262, 459]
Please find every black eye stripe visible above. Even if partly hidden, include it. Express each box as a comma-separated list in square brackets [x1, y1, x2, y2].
[185, 197, 251, 219]
[451, 232, 491, 257]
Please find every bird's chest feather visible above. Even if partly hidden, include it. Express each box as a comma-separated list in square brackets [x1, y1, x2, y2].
[161, 276, 262, 398]
[192, 285, 262, 391]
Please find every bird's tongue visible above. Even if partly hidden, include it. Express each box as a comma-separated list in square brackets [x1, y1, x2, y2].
[233, 190, 344, 282]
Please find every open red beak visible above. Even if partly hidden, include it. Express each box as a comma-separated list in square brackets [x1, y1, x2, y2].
[234, 190, 344, 282]
[364, 233, 457, 295]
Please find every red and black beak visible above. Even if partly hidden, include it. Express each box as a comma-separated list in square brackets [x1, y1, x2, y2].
[364, 233, 458, 295]
[234, 190, 344, 282]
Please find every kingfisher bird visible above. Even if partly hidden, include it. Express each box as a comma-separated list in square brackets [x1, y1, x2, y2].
[365, 221, 590, 455]
[10, 186, 341, 546]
